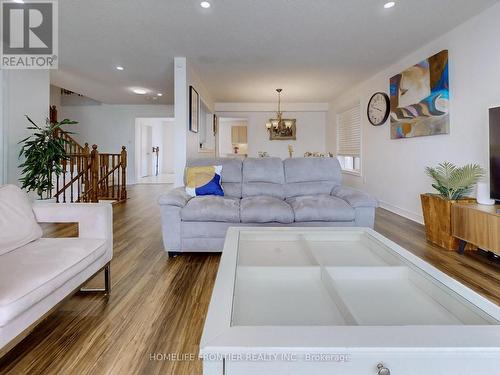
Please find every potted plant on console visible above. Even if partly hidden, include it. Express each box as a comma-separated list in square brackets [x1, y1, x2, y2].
[18, 116, 76, 200]
[421, 162, 484, 251]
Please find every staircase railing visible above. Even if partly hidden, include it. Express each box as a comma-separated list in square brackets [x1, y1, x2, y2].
[53, 128, 127, 203]
[54, 145, 91, 203]
[54, 127, 87, 155]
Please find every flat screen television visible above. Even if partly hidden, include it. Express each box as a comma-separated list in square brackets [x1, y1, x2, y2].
[490, 107, 500, 201]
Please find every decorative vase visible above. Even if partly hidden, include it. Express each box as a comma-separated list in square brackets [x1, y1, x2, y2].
[420, 194, 476, 251]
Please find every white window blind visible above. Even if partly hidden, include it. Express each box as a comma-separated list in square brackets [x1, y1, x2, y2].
[337, 105, 361, 157]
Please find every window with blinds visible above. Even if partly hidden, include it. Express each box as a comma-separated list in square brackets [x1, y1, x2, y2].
[337, 104, 361, 174]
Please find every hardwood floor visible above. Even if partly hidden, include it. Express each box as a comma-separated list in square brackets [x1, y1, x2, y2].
[1, 184, 498, 374]
[375, 208, 500, 304]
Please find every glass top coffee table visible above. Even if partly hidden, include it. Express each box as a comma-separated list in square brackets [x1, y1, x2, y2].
[200, 228, 500, 375]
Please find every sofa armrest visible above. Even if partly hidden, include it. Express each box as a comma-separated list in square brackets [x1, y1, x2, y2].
[32, 203, 113, 241]
[158, 187, 191, 207]
[332, 186, 378, 208]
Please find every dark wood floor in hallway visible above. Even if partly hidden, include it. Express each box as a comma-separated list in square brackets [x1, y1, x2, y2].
[0, 184, 498, 375]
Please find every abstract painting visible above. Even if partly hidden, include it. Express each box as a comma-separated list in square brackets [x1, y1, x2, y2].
[390, 50, 449, 139]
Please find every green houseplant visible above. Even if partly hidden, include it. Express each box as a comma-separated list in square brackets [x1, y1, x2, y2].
[425, 162, 485, 200]
[421, 162, 484, 251]
[18, 116, 77, 199]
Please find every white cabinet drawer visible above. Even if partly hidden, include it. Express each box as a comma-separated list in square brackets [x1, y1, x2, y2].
[222, 351, 500, 375]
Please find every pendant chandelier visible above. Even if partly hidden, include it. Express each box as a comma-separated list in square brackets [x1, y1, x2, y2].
[265, 89, 297, 140]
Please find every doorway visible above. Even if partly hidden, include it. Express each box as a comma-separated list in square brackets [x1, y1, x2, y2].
[218, 117, 248, 158]
[135, 117, 175, 184]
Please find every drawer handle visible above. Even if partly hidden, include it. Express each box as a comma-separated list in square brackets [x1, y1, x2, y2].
[377, 363, 390, 375]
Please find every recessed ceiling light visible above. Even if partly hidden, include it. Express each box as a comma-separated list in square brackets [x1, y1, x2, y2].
[200, 1, 211, 9]
[116, 66, 124, 71]
[13, 0, 25, 3]
[157, 93, 163, 97]
[132, 88, 147, 95]
[384, 1, 396, 8]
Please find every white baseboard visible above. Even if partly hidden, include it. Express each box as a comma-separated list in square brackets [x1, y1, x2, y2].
[378, 200, 424, 225]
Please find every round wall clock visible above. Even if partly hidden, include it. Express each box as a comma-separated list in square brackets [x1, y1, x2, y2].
[367, 92, 390, 126]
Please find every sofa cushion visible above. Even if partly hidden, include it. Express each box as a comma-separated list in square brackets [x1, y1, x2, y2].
[0, 185, 43, 256]
[181, 196, 240, 222]
[187, 158, 242, 198]
[240, 196, 294, 223]
[284, 158, 342, 198]
[287, 195, 355, 222]
[0, 238, 106, 326]
[242, 158, 285, 199]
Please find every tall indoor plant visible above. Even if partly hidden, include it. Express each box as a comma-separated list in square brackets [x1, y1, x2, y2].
[18, 116, 77, 200]
[421, 162, 484, 250]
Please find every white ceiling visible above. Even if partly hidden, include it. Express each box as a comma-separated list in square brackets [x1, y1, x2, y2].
[51, 0, 499, 105]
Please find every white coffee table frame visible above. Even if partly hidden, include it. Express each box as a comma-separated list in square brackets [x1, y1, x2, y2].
[200, 227, 500, 375]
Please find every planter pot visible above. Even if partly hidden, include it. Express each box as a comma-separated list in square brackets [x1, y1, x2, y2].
[420, 194, 476, 251]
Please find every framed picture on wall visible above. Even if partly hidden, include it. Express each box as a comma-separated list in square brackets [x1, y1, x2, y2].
[189, 86, 199, 133]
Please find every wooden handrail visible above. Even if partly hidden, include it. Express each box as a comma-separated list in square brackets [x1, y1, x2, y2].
[54, 128, 87, 155]
[97, 164, 120, 183]
[54, 168, 88, 198]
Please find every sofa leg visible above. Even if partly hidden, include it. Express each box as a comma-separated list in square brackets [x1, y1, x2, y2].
[80, 263, 111, 295]
[168, 251, 182, 257]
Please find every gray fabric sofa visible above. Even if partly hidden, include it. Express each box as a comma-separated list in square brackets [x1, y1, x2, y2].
[158, 157, 378, 255]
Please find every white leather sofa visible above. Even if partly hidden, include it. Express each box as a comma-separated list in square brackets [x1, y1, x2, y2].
[0, 185, 113, 354]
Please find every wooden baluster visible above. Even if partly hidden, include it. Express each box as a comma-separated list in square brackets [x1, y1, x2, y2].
[98, 154, 102, 198]
[90, 145, 99, 203]
[61, 158, 67, 203]
[104, 155, 109, 197]
[117, 162, 121, 201]
[56, 173, 60, 203]
[100, 154, 105, 199]
[81, 155, 85, 202]
[76, 154, 81, 202]
[121, 146, 127, 201]
[69, 155, 74, 202]
[112, 154, 116, 199]
[82, 143, 89, 202]
[82, 154, 85, 202]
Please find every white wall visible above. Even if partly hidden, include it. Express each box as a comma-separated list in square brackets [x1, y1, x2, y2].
[173, 57, 216, 186]
[49, 85, 61, 108]
[3, 70, 50, 185]
[61, 104, 173, 184]
[161, 119, 175, 173]
[187, 62, 215, 160]
[174, 57, 188, 186]
[327, 3, 500, 223]
[217, 107, 327, 159]
[0, 70, 5, 185]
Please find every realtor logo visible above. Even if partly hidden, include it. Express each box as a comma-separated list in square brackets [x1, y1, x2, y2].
[1, 0, 58, 69]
